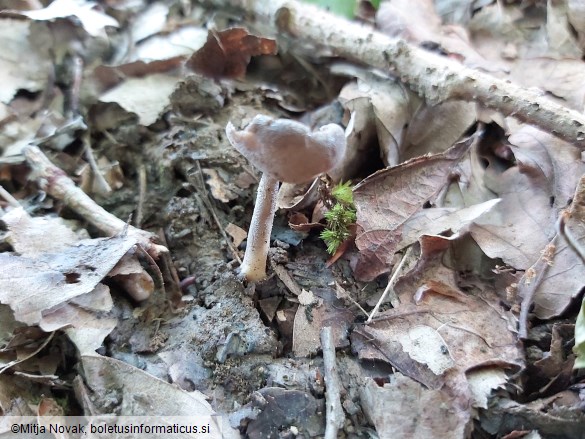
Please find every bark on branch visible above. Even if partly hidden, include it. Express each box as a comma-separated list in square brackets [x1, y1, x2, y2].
[200, 0, 585, 148]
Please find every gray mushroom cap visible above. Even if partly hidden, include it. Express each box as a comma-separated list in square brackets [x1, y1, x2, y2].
[226, 115, 346, 184]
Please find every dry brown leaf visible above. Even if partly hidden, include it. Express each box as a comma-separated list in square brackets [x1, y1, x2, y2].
[338, 77, 416, 169]
[508, 59, 585, 111]
[185, 28, 277, 80]
[133, 26, 208, 63]
[470, 126, 585, 269]
[0, 234, 137, 324]
[360, 375, 469, 439]
[80, 354, 237, 437]
[334, 81, 377, 182]
[376, 0, 441, 44]
[353, 235, 521, 434]
[354, 235, 521, 386]
[292, 288, 354, 357]
[353, 138, 471, 281]
[546, 0, 582, 58]
[99, 74, 180, 126]
[515, 175, 585, 319]
[569, 0, 585, 50]
[41, 305, 117, 355]
[401, 100, 477, 160]
[202, 168, 239, 202]
[225, 223, 247, 248]
[377, 0, 497, 70]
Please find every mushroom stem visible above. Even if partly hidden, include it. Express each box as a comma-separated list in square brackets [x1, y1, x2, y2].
[240, 173, 280, 282]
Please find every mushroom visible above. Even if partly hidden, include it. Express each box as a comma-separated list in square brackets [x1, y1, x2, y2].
[226, 115, 346, 282]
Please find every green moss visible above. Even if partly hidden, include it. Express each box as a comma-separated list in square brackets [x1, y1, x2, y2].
[320, 181, 356, 254]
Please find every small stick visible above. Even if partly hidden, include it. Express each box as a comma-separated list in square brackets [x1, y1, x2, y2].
[320, 326, 345, 439]
[558, 212, 585, 265]
[135, 164, 147, 228]
[517, 241, 555, 339]
[23, 145, 167, 258]
[366, 247, 411, 324]
[68, 54, 83, 117]
[198, 0, 585, 148]
[195, 161, 242, 264]
[0, 184, 21, 208]
[269, 257, 303, 296]
[84, 140, 112, 195]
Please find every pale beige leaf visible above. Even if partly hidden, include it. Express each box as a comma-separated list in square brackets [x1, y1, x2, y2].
[360, 376, 468, 439]
[99, 74, 180, 126]
[0, 235, 137, 324]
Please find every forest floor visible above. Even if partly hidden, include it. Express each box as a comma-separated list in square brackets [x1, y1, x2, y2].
[1, 0, 585, 438]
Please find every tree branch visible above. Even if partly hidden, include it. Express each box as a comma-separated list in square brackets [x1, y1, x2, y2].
[200, 0, 585, 148]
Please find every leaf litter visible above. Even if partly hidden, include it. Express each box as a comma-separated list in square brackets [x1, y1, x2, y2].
[0, 0, 585, 438]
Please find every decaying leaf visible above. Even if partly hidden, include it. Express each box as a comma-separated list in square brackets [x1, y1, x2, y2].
[292, 288, 354, 357]
[353, 138, 472, 281]
[470, 126, 585, 270]
[185, 28, 277, 79]
[0, 234, 137, 324]
[360, 375, 469, 439]
[3, 207, 83, 257]
[0, 18, 51, 103]
[80, 354, 235, 437]
[99, 74, 180, 126]
[353, 235, 522, 432]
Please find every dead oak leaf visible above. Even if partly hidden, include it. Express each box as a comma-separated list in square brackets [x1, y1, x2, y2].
[185, 28, 277, 79]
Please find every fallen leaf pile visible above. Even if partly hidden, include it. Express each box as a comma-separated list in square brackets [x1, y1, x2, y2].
[1, 0, 585, 437]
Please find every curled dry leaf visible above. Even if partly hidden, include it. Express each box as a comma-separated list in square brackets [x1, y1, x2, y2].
[3, 207, 83, 257]
[185, 28, 277, 80]
[109, 252, 154, 302]
[516, 174, 585, 320]
[80, 355, 235, 437]
[292, 288, 354, 357]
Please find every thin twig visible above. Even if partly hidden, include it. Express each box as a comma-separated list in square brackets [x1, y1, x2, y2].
[320, 326, 345, 439]
[194, 161, 242, 264]
[135, 164, 147, 228]
[0, 184, 21, 208]
[366, 247, 412, 324]
[68, 54, 84, 117]
[23, 145, 167, 258]
[270, 257, 303, 296]
[84, 140, 112, 195]
[517, 241, 556, 339]
[558, 213, 585, 264]
[198, 0, 585, 148]
[335, 282, 369, 318]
